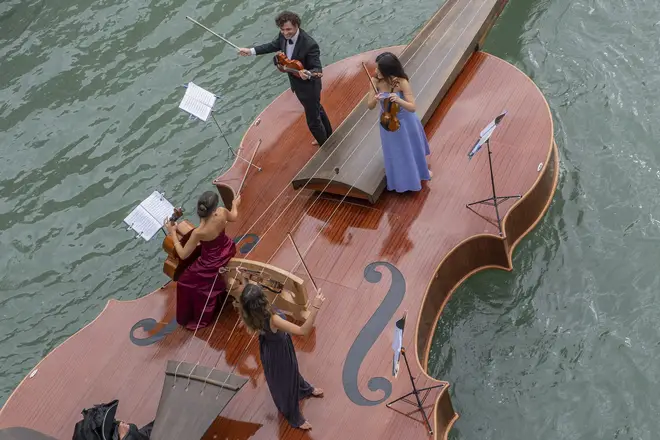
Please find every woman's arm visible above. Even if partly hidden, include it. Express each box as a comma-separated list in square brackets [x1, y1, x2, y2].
[271, 290, 326, 336]
[226, 195, 241, 222]
[394, 79, 416, 112]
[367, 77, 380, 110]
[172, 228, 201, 260]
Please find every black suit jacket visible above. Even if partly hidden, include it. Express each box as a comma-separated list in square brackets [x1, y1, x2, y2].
[254, 29, 323, 95]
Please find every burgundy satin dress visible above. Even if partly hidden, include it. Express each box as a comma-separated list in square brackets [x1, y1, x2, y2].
[175, 232, 236, 330]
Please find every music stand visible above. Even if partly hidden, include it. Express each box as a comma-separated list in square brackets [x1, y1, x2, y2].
[466, 111, 521, 236]
[178, 83, 261, 171]
[386, 312, 444, 435]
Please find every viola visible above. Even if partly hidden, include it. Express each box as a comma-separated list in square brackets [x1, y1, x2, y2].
[162, 208, 202, 281]
[361, 62, 400, 132]
[273, 51, 323, 79]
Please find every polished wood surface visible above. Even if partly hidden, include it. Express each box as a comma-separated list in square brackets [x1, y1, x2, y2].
[292, 0, 508, 203]
[0, 48, 557, 440]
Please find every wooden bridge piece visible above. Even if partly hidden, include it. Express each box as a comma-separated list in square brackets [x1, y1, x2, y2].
[150, 361, 248, 440]
[291, 0, 507, 203]
[225, 258, 309, 321]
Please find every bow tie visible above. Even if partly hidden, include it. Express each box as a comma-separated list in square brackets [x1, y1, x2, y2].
[287, 39, 294, 44]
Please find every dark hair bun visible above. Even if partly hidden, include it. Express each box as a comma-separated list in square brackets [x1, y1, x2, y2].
[197, 203, 208, 217]
[196, 191, 219, 219]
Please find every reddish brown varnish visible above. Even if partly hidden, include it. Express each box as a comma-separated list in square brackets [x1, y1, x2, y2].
[0, 48, 557, 439]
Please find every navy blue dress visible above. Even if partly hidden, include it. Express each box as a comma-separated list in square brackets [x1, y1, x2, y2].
[259, 312, 314, 427]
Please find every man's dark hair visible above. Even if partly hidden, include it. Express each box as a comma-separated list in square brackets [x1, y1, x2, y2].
[275, 11, 301, 28]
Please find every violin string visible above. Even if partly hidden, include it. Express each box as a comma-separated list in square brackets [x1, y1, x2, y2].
[199, 114, 388, 388]
[219, 109, 390, 344]
[247, 1, 460, 281]
[171, 99, 375, 383]
[265, 0, 467, 278]
[212, 139, 385, 398]
[201, 71, 408, 378]
[172, 271, 220, 385]
[416, 0, 489, 95]
[200, 0, 471, 385]
[177, 0, 468, 386]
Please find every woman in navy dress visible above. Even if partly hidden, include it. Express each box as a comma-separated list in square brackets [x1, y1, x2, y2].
[238, 280, 326, 430]
[367, 52, 432, 192]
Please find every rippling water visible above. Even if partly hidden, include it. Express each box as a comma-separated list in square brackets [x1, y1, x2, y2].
[2, 0, 658, 437]
[427, 0, 660, 438]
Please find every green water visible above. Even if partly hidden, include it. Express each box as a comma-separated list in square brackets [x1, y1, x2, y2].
[1, 0, 658, 438]
[428, 1, 660, 439]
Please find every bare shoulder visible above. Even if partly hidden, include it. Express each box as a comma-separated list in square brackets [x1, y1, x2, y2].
[191, 226, 208, 240]
[215, 206, 230, 219]
[397, 77, 412, 90]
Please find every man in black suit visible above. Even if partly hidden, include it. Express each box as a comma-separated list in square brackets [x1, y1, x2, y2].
[238, 11, 333, 146]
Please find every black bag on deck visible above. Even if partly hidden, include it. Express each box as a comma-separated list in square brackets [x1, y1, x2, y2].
[72, 400, 152, 440]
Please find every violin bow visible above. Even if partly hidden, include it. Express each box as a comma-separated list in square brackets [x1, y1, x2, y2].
[186, 16, 241, 51]
[361, 62, 380, 95]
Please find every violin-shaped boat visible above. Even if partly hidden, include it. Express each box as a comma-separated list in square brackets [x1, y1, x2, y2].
[0, 0, 558, 438]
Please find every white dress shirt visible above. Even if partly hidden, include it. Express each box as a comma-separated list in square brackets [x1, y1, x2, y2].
[250, 29, 300, 57]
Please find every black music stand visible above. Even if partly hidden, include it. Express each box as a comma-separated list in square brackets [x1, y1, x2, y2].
[386, 312, 443, 435]
[466, 111, 521, 236]
[386, 348, 444, 435]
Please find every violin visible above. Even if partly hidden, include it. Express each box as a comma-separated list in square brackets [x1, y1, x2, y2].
[235, 268, 284, 294]
[162, 208, 202, 281]
[361, 62, 400, 132]
[273, 51, 323, 79]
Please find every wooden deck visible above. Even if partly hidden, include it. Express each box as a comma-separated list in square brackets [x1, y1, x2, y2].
[0, 47, 557, 440]
[292, 0, 509, 203]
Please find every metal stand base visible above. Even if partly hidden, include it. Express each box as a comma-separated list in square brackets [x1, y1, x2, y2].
[466, 139, 521, 236]
[386, 348, 444, 435]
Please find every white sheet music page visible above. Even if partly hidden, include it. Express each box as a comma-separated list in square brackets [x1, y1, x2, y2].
[123, 191, 174, 241]
[179, 82, 216, 121]
[141, 191, 175, 223]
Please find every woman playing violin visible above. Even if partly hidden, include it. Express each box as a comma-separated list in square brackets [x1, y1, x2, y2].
[367, 52, 432, 193]
[236, 275, 326, 430]
[163, 191, 240, 330]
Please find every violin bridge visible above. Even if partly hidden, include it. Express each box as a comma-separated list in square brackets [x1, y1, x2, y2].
[225, 258, 309, 321]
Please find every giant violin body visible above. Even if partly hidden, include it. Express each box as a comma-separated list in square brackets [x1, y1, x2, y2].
[0, 1, 559, 439]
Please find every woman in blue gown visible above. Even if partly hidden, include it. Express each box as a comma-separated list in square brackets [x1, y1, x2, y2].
[367, 52, 432, 193]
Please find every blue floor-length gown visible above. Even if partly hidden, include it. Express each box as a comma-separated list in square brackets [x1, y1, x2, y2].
[379, 92, 431, 192]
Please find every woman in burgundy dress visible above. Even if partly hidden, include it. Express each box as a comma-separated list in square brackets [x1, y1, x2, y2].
[164, 190, 240, 330]
[238, 280, 325, 430]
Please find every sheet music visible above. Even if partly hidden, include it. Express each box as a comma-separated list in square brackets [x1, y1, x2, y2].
[140, 191, 175, 224]
[179, 82, 216, 121]
[391, 315, 405, 377]
[123, 191, 174, 241]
